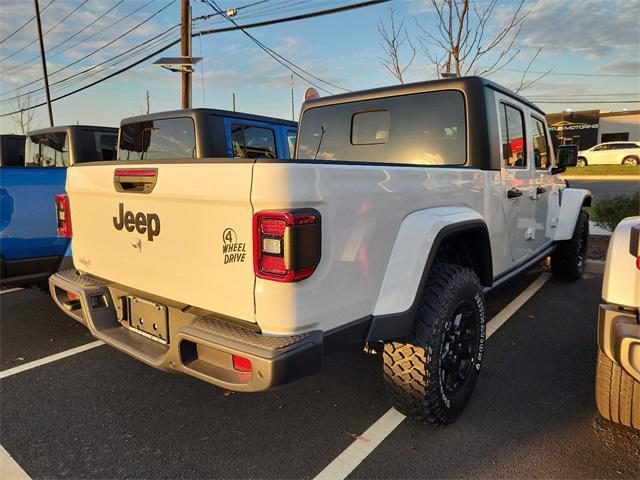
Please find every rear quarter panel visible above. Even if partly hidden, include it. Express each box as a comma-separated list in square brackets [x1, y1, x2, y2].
[251, 162, 508, 335]
[0, 167, 69, 261]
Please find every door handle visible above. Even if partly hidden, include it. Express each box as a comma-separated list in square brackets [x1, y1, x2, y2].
[507, 188, 523, 199]
[536, 187, 546, 195]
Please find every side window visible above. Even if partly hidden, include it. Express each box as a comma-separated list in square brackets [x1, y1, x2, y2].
[530, 116, 550, 169]
[499, 103, 526, 168]
[231, 124, 277, 159]
[89, 132, 117, 161]
[286, 129, 297, 157]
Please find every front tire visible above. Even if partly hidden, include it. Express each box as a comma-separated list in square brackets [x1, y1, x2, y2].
[383, 263, 486, 425]
[577, 157, 587, 167]
[595, 349, 640, 430]
[551, 210, 589, 281]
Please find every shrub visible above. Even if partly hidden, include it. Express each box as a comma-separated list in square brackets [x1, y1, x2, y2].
[591, 192, 640, 232]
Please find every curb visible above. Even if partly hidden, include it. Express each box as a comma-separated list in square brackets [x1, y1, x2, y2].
[562, 175, 640, 181]
[585, 259, 605, 274]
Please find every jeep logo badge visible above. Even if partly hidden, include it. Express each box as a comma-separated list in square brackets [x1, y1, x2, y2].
[113, 203, 160, 241]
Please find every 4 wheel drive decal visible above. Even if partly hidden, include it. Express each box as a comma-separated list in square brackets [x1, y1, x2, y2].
[222, 227, 247, 264]
[113, 203, 160, 241]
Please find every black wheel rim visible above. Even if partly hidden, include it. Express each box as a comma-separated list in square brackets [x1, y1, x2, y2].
[440, 301, 479, 394]
[577, 221, 588, 274]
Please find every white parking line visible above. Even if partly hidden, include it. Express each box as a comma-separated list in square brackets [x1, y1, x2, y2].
[0, 445, 30, 480]
[313, 272, 552, 480]
[0, 340, 104, 380]
[0, 288, 23, 295]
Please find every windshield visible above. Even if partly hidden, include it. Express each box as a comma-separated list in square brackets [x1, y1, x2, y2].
[118, 117, 196, 160]
[25, 132, 69, 167]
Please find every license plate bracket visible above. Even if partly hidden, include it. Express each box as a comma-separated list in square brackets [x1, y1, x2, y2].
[127, 296, 169, 344]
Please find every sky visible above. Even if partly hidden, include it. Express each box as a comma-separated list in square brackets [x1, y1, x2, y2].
[0, 0, 639, 133]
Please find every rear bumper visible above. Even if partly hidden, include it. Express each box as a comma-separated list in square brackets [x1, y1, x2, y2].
[1, 255, 66, 287]
[598, 304, 640, 383]
[49, 269, 323, 392]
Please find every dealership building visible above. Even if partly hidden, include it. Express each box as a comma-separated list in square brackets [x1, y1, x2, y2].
[545, 109, 640, 150]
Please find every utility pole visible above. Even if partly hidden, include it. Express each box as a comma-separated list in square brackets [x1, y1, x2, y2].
[34, 0, 53, 126]
[232, 93, 236, 112]
[181, 0, 191, 109]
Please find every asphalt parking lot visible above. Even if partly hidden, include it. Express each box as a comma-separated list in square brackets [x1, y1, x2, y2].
[1, 270, 639, 479]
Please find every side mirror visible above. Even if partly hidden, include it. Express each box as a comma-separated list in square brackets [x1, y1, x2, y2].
[552, 144, 578, 174]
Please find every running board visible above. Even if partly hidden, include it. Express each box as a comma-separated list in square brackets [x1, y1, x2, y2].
[484, 244, 556, 293]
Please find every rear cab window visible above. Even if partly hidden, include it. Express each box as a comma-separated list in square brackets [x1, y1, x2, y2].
[25, 132, 69, 167]
[119, 117, 196, 160]
[297, 90, 466, 166]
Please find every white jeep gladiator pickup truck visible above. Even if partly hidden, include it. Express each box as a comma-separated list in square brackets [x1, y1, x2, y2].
[49, 77, 590, 425]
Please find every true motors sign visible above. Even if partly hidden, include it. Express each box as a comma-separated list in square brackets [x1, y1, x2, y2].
[546, 110, 599, 150]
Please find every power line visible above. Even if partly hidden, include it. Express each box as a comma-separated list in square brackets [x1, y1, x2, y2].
[1, 0, 389, 117]
[201, 0, 350, 94]
[532, 100, 640, 104]
[1, 1, 177, 96]
[195, 0, 272, 20]
[0, 0, 90, 64]
[495, 66, 639, 78]
[1, 24, 181, 104]
[528, 93, 640, 98]
[5, 0, 366, 103]
[10, 0, 126, 71]
[0, 0, 55, 45]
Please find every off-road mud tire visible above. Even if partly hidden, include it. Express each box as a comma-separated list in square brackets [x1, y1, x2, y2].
[383, 263, 486, 425]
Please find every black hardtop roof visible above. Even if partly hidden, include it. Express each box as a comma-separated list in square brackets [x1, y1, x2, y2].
[28, 125, 117, 136]
[0, 134, 26, 139]
[301, 76, 545, 116]
[120, 108, 297, 127]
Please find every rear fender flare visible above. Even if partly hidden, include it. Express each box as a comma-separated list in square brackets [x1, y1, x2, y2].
[367, 207, 491, 342]
[553, 188, 591, 241]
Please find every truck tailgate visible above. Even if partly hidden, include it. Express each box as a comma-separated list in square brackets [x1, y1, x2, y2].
[67, 162, 255, 322]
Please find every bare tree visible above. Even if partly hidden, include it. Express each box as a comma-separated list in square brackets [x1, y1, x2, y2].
[377, 7, 416, 84]
[10, 90, 38, 135]
[513, 46, 550, 93]
[136, 90, 151, 115]
[378, 0, 549, 91]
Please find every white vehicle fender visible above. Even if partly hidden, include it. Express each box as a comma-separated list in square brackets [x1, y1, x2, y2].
[553, 188, 591, 241]
[367, 206, 490, 341]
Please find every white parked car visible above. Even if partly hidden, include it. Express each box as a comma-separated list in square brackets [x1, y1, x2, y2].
[49, 77, 590, 426]
[577, 141, 640, 167]
[596, 216, 640, 430]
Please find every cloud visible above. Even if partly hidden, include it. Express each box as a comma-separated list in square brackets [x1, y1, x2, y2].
[406, 0, 436, 15]
[596, 60, 640, 75]
[521, 0, 640, 59]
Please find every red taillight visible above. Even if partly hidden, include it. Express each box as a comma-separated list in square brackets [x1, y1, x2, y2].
[114, 168, 157, 177]
[636, 256, 640, 270]
[232, 355, 253, 372]
[253, 209, 321, 282]
[55, 194, 72, 238]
